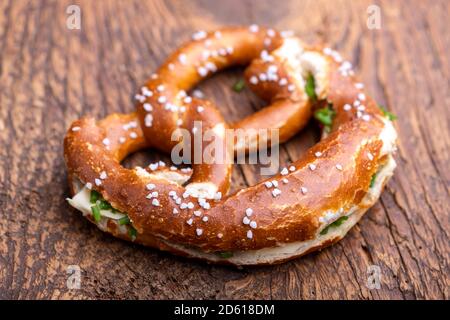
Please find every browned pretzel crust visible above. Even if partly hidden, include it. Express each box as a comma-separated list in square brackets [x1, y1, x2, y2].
[64, 26, 397, 265]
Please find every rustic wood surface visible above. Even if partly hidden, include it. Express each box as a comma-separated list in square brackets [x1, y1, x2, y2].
[0, 0, 448, 300]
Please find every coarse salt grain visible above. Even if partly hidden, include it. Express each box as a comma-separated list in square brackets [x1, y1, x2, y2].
[197, 67, 208, 77]
[143, 103, 153, 111]
[272, 188, 281, 197]
[249, 24, 259, 33]
[178, 54, 187, 64]
[158, 96, 167, 104]
[192, 30, 207, 41]
[102, 138, 110, 146]
[279, 78, 288, 86]
[145, 114, 153, 127]
[194, 210, 202, 217]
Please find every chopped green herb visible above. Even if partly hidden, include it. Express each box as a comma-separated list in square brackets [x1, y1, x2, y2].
[370, 173, 377, 188]
[118, 216, 130, 225]
[305, 74, 317, 101]
[314, 105, 336, 128]
[379, 105, 397, 121]
[233, 79, 246, 92]
[320, 216, 349, 235]
[128, 226, 137, 239]
[90, 190, 101, 204]
[217, 251, 233, 259]
[91, 204, 101, 223]
[98, 200, 112, 210]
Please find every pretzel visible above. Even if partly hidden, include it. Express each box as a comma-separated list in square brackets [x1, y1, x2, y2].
[65, 26, 397, 265]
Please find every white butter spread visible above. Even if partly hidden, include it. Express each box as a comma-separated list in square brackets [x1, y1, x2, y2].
[67, 187, 126, 220]
[273, 39, 330, 100]
[300, 51, 329, 99]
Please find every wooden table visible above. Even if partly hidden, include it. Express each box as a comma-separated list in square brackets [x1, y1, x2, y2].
[0, 0, 448, 300]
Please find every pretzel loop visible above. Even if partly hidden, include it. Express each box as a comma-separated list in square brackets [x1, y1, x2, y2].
[135, 28, 314, 198]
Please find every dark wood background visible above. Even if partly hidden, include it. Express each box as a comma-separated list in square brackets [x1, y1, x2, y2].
[0, 0, 448, 300]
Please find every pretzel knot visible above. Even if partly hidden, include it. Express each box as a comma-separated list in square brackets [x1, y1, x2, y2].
[65, 26, 397, 265]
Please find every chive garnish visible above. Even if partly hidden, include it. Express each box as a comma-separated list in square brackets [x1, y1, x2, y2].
[320, 216, 349, 235]
[314, 104, 336, 130]
[305, 74, 317, 101]
[91, 204, 101, 223]
[233, 79, 246, 92]
[370, 173, 377, 188]
[128, 226, 137, 239]
[90, 190, 101, 204]
[118, 216, 130, 225]
[379, 105, 397, 121]
[98, 200, 112, 210]
[217, 251, 233, 259]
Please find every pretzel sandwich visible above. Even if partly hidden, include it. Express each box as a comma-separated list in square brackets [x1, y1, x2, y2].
[65, 26, 397, 265]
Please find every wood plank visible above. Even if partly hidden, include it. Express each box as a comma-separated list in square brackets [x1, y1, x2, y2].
[0, 0, 448, 299]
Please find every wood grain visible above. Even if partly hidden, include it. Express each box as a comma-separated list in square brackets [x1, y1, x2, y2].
[0, 0, 448, 299]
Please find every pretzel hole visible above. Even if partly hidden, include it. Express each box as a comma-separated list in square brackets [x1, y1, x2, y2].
[189, 68, 322, 193]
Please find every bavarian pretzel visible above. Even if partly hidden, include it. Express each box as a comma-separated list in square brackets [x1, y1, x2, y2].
[65, 26, 397, 265]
